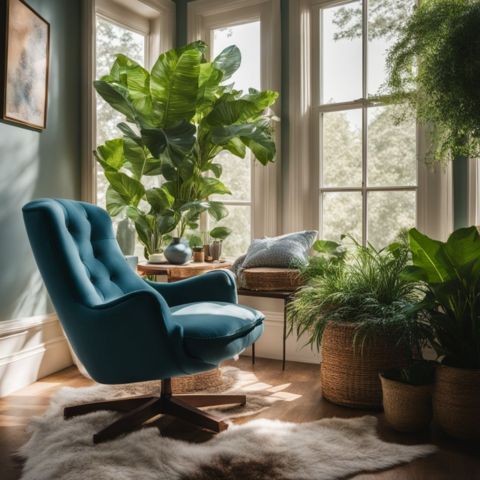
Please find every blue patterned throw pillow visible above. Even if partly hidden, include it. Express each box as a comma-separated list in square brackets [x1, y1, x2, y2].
[241, 231, 318, 269]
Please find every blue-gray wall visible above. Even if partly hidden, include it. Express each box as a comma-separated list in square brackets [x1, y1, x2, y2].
[0, 0, 82, 321]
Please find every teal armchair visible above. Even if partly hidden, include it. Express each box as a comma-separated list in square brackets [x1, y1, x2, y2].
[22, 199, 264, 443]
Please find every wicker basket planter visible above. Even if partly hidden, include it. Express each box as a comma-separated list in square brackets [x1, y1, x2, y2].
[380, 375, 433, 432]
[433, 365, 480, 440]
[172, 368, 224, 394]
[320, 322, 409, 409]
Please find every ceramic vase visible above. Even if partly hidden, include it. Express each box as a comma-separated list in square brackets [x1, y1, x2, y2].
[116, 217, 135, 255]
[210, 240, 222, 261]
[164, 237, 192, 265]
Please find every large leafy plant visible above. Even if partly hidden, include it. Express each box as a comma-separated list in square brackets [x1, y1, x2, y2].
[404, 227, 480, 369]
[385, 0, 480, 164]
[94, 41, 278, 256]
[288, 238, 426, 353]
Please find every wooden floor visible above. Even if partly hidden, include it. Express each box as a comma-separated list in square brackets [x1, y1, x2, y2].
[0, 357, 479, 480]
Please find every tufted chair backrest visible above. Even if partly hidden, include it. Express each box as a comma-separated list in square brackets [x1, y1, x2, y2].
[23, 198, 150, 309]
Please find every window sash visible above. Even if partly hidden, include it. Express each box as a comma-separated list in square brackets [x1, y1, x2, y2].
[314, 0, 419, 244]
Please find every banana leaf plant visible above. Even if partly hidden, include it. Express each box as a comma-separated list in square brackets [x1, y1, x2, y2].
[94, 41, 278, 257]
[404, 227, 480, 369]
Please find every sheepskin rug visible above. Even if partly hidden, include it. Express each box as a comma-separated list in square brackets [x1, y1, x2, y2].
[18, 368, 436, 480]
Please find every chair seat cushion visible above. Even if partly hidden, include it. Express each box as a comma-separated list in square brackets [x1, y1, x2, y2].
[171, 302, 264, 364]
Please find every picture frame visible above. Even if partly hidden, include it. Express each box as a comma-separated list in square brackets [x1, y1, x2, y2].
[1, 0, 50, 130]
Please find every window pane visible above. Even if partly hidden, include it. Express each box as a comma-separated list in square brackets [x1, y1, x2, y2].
[368, 0, 414, 96]
[218, 205, 251, 257]
[211, 150, 251, 202]
[367, 106, 416, 187]
[321, 1, 362, 104]
[368, 190, 416, 247]
[322, 109, 362, 187]
[212, 21, 261, 92]
[322, 192, 362, 242]
[211, 21, 259, 257]
[95, 17, 145, 210]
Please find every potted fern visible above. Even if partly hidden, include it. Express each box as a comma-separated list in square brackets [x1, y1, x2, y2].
[385, 0, 480, 164]
[288, 238, 427, 408]
[404, 227, 480, 440]
[94, 41, 278, 259]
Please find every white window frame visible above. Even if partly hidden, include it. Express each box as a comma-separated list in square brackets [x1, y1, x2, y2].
[188, 0, 281, 239]
[313, 0, 418, 245]
[81, 0, 175, 204]
[285, 0, 452, 240]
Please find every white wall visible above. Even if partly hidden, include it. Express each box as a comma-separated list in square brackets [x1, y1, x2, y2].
[238, 295, 320, 364]
[0, 314, 72, 397]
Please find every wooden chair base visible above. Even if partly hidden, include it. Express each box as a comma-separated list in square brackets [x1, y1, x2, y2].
[63, 378, 246, 444]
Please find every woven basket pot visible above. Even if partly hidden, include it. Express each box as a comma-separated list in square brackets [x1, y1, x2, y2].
[171, 368, 224, 394]
[320, 322, 409, 409]
[433, 365, 480, 440]
[380, 375, 433, 432]
[242, 268, 304, 292]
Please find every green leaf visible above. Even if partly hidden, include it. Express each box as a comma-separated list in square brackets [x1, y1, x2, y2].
[240, 126, 276, 165]
[443, 227, 480, 278]
[150, 46, 202, 126]
[94, 80, 135, 122]
[163, 120, 197, 159]
[146, 187, 175, 213]
[108, 54, 153, 124]
[95, 138, 125, 172]
[207, 201, 229, 221]
[197, 63, 223, 109]
[312, 240, 342, 254]
[140, 128, 167, 157]
[141, 120, 196, 159]
[105, 186, 127, 217]
[205, 99, 258, 126]
[198, 177, 231, 198]
[242, 89, 279, 111]
[143, 157, 163, 176]
[123, 137, 147, 180]
[104, 171, 145, 207]
[209, 226, 232, 240]
[117, 122, 142, 144]
[223, 137, 246, 158]
[188, 233, 203, 248]
[210, 163, 223, 178]
[212, 45, 241, 82]
[157, 213, 178, 234]
[408, 228, 449, 283]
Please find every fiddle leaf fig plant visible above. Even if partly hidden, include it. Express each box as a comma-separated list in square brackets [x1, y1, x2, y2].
[94, 41, 278, 257]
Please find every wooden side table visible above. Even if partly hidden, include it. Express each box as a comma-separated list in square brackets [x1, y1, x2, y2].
[237, 289, 295, 371]
[137, 261, 232, 282]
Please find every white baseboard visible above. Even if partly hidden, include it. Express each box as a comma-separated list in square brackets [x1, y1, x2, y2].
[238, 296, 321, 365]
[0, 313, 73, 397]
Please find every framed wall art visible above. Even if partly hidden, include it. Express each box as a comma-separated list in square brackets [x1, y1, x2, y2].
[1, 0, 50, 130]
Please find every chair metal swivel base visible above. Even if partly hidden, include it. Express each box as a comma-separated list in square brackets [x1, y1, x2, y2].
[64, 378, 246, 444]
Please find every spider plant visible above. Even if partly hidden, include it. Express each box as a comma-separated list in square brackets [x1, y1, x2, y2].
[288, 237, 428, 353]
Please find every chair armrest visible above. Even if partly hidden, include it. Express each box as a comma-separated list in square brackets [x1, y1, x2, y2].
[145, 269, 237, 307]
[65, 289, 191, 384]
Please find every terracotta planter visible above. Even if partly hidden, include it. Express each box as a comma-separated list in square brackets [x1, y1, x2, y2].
[433, 364, 480, 440]
[380, 375, 433, 432]
[320, 322, 409, 409]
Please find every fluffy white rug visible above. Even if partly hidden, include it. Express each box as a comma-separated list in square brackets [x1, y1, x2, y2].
[18, 368, 436, 480]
